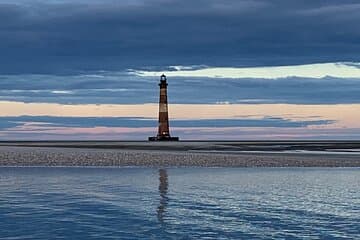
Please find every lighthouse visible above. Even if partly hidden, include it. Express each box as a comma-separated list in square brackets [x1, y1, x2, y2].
[149, 74, 179, 141]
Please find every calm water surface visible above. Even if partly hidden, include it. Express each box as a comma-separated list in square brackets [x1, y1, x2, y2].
[0, 167, 359, 239]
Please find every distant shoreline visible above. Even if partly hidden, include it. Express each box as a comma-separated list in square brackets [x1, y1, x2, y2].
[1, 140, 360, 151]
[0, 142, 360, 167]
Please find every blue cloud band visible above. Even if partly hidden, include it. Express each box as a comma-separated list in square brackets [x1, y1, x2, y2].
[0, 116, 335, 130]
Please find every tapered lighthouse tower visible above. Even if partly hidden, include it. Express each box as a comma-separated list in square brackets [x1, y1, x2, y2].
[149, 74, 179, 141]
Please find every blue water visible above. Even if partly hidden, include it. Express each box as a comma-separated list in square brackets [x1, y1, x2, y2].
[0, 167, 359, 239]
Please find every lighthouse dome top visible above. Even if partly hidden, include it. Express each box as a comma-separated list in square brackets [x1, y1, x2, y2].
[160, 74, 167, 81]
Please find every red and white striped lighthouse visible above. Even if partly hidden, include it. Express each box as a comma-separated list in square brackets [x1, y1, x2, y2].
[149, 74, 179, 141]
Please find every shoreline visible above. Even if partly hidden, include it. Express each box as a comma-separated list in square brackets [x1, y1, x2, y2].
[0, 145, 360, 167]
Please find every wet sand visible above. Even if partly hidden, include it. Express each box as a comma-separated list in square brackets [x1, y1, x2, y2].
[0, 141, 359, 167]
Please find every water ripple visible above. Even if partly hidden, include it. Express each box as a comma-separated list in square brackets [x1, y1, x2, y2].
[0, 167, 359, 239]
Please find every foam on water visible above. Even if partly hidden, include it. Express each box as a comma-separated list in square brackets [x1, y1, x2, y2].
[0, 167, 359, 239]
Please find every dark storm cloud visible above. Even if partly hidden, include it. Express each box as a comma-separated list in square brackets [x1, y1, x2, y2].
[1, 0, 360, 74]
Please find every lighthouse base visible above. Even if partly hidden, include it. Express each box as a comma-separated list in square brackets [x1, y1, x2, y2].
[148, 136, 179, 141]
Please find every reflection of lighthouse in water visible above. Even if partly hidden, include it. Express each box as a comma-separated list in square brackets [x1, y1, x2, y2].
[157, 169, 169, 223]
[149, 74, 179, 141]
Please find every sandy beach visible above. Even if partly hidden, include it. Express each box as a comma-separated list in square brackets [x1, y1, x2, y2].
[0, 141, 360, 167]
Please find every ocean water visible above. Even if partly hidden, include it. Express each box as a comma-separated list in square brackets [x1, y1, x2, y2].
[0, 167, 359, 239]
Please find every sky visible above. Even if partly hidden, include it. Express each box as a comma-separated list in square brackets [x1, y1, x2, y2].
[0, 0, 360, 140]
